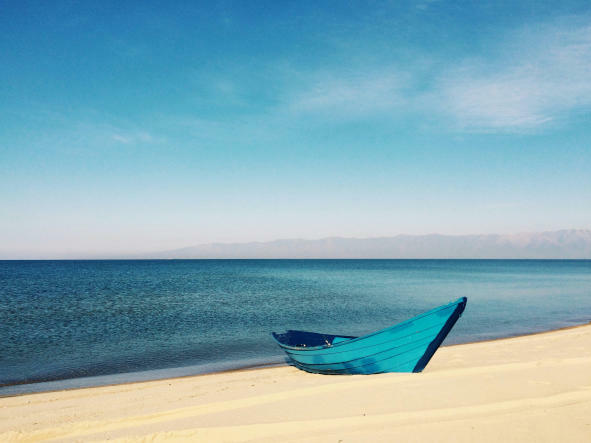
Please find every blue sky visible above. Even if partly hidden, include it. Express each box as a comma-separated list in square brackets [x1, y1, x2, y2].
[1, 1, 590, 257]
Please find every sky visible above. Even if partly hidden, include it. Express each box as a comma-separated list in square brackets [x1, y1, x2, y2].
[1, 0, 591, 258]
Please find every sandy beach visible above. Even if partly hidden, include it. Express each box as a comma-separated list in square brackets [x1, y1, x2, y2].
[2, 324, 590, 442]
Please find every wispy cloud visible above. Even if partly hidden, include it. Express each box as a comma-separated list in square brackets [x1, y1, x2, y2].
[64, 122, 164, 150]
[111, 131, 161, 144]
[435, 20, 591, 131]
[279, 16, 591, 133]
[9, 105, 166, 152]
[287, 71, 410, 118]
[416, 0, 441, 11]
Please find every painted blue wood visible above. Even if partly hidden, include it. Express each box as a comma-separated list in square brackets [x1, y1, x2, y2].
[272, 297, 467, 374]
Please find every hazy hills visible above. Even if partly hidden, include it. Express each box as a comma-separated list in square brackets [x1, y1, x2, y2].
[149, 229, 591, 259]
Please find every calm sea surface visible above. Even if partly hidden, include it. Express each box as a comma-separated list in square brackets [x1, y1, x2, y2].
[1, 259, 590, 395]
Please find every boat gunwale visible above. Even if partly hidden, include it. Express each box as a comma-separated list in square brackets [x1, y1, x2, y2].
[272, 297, 466, 352]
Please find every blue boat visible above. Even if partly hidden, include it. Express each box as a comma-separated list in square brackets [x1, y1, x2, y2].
[272, 297, 467, 374]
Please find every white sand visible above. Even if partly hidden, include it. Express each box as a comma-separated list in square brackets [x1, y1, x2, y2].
[2, 324, 591, 442]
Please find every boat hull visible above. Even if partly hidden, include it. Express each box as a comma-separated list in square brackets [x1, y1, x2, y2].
[272, 297, 467, 374]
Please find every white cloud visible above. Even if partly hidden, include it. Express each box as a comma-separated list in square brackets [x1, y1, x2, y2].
[111, 130, 161, 144]
[416, 0, 440, 11]
[434, 21, 591, 131]
[112, 134, 133, 144]
[282, 17, 591, 133]
[287, 70, 410, 118]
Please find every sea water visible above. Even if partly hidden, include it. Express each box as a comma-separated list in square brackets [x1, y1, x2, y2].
[1, 259, 590, 395]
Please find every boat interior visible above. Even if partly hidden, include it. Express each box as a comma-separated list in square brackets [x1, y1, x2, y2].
[272, 330, 357, 348]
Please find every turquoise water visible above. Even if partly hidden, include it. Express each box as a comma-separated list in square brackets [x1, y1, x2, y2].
[1, 259, 590, 395]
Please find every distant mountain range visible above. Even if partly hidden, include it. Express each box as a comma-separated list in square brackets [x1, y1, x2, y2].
[148, 229, 591, 259]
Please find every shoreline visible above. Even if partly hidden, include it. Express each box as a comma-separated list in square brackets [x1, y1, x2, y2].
[2, 321, 590, 441]
[2, 320, 590, 398]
